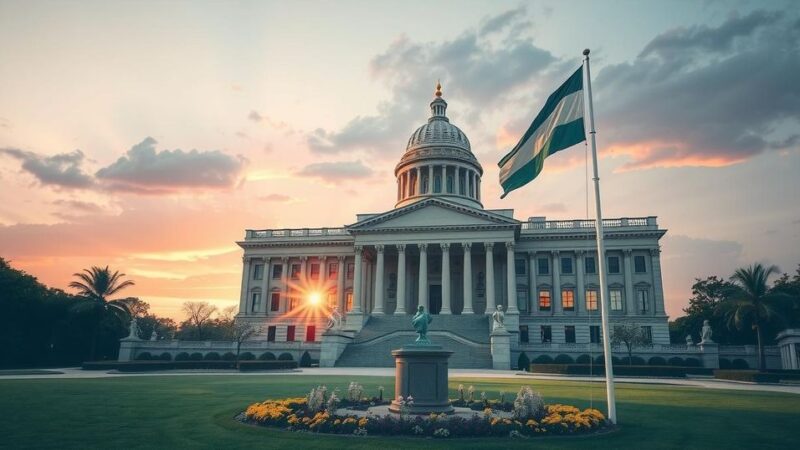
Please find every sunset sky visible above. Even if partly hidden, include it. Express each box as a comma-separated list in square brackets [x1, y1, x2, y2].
[1, 0, 798, 321]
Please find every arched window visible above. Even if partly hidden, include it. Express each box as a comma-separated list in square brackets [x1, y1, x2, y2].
[446, 175, 454, 193]
[422, 175, 429, 194]
[434, 175, 441, 193]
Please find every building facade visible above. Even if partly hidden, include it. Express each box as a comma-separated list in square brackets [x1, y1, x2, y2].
[232, 86, 670, 368]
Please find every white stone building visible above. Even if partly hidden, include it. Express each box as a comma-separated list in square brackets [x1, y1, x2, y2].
[233, 86, 671, 368]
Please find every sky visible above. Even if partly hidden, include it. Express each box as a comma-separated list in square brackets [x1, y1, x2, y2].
[0, 0, 798, 321]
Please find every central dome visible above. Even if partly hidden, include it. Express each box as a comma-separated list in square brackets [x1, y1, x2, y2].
[394, 82, 483, 209]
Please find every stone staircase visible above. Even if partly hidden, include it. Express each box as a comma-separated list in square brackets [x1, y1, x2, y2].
[335, 315, 493, 368]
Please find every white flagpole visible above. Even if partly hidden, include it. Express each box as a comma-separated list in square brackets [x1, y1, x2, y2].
[583, 48, 617, 424]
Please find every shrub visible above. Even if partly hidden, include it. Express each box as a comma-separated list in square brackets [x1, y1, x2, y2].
[611, 356, 622, 365]
[189, 352, 203, 361]
[533, 354, 553, 364]
[517, 352, 530, 371]
[732, 359, 750, 369]
[531, 363, 712, 377]
[648, 356, 667, 366]
[175, 352, 190, 361]
[719, 358, 732, 369]
[594, 355, 605, 365]
[300, 351, 312, 367]
[714, 370, 779, 383]
[259, 352, 276, 361]
[511, 386, 545, 420]
[135, 352, 153, 361]
[159, 352, 172, 361]
[204, 352, 221, 361]
[575, 354, 591, 364]
[621, 356, 646, 366]
[554, 354, 574, 364]
[222, 352, 237, 361]
[239, 352, 256, 361]
[668, 357, 685, 367]
[684, 357, 701, 367]
[278, 353, 294, 361]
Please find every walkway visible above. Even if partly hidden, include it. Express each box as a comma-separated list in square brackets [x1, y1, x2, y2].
[2, 367, 799, 395]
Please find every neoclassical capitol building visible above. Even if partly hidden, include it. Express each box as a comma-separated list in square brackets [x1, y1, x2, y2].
[230, 86, 670, 368]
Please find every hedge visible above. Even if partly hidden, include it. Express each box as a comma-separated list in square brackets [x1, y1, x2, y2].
[620, 356, 646, 366]
[135, 352, 153, 361]
[82, 360, 298, 372]
[517, 352, 530, 371]
[239, 352, 256, 361]
[259, 352, 276, 361]
[189, 352, 203, 361]
[648, 356, 667, 366]
[158, 352, 172, 361]
[175, 352, 190, 361]
[575, 354, 591, 364]
[222, 352, 237, 361]
[278, 353, 294, 361]
[731, 358, 750, 369]
[204, 352, 221, 361]
[237, 361, 298, 371]
[554, 354, 574, 364]
[713, 370, 781, 383]
[531, 363, 713, 377]
[533, 355, 553, 364]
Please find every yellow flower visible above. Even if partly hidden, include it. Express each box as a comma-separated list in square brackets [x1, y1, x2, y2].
[358, 417, 368, 428]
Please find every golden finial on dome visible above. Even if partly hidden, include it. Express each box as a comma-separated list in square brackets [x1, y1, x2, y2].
[435, 80, 442, 98]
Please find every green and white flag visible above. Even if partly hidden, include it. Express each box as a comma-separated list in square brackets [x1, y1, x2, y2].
[498, 67, 586, 198]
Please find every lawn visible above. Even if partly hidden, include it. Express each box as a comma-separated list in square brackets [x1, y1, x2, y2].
[0, 374, 798, 449]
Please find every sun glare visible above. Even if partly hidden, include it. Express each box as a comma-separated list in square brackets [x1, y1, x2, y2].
[307, 292, 322, 307]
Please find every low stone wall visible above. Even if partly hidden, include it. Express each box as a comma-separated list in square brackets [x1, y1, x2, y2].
[118, 339, 321, 362]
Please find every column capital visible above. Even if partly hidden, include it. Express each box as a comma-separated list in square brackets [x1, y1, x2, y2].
[419, 243, 428, 252]
[623, 248, 633, 256]
[551, 250, 560, 256]
[484, 242, 494, 251]
[299, 256, 308, 261]
[505, 241, 515, 250]
[354, 245, 363, 253]
[281, 256, 289, 262]
[650, 247, 661, 256]
[396, 243, 406, 253]
[527, 250, 536, 257]
[337, 255, 346, 262]
[375, 244, 385, 253]
[462, 242, 472, 251]
[242, 256, 250, 263]
[441, 243, 450, 252]
[576, 250, 585, 256]
[317, 255, 326, 261]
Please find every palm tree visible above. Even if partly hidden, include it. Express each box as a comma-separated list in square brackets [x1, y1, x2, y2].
[716, 263, 790, 371]
[69, 266, 135, 360]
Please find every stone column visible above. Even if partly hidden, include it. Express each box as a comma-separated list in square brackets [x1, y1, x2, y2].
[320, 256, 328, 283]
[441, 243, 452, 314]
[427, 165, 432, 193]
[260, 257, 271, 315]
[528, 251, 537, 315]
[418, 243, 428, 311]
[396, 244, 407, 314]
[238, 256, 252, 315]
[551, 250, 560, 315]
[280, 256, 290, 313]
[623, 249, 635, 314]
[576, 251, 585, 317]
[651, 247, 665, 315]
[485, 242, 495, 314]
[441, 164, 447, 192]
[300, 256, 308, 281]
[351, 247, 363, 313]
[462, 243, 474, 314]
[416, 168, 422, 196]
[337, 255, 346, 312]
[505, 242, 519, 314]
[373, 245, 385, 315]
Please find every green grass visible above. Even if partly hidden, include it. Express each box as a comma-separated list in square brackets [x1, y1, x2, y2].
[0, 374, 798, 449]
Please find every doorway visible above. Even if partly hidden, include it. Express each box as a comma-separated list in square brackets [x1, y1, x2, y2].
[429, 284, 442, 314]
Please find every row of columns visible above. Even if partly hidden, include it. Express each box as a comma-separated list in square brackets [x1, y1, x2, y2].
[397, 164, 481, 202]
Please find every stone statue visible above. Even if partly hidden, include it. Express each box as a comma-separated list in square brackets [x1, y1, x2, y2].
[411, 305, 433, 344]
[492, 304, 506, 331]
[326, 306, 344, 330]
[126, 317, 141, 340]
[700, 320, 714, 344]
[685, 334, 694, 346]
[150, 330, 158, 341]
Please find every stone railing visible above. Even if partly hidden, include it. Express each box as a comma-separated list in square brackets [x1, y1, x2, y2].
[245, 227, 349, 240]
[118, 339, 321, 362]
[521, 216, 657, 233]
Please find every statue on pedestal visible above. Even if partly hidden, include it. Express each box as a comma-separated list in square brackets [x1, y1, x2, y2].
[326, 306, 344, 330]
[411, 305, 432, 344]
[150, 330, 158, 341]
[685, 334, 694, 346]
[700, 320, 714, 344]
[126, 317, 141, 340]
[492, 304, 506, 331]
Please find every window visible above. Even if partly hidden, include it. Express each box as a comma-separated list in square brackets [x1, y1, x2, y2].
[328, 263, 338, 277]
[421, 176, 429, 194]
[565, 325, 576, 343]
[562, 289, 574, 311]
[291, 263, 301, 279]
[519, 325, 529, 343]
[409, 175, 416, 195]
[634, 255, 646, 273]
[638, 290, 649, 313]
[459, 175, 465, 195]
[250, 292, 261, 312]
[252, 263, 264, 280]
[641, 326, 653, 344]
[327, 293, 336, 309]
[585, 256, 596, 274]
[538, 289, 551, 311]
[561, 257, 573, 274]
[586, 290, 598, 311]
[270, 292, 280, 311]
[272, 264, 283, 279]
[515, 258, 526, 276]
[346, 292, 353, 311]
[589, 325, 601, 344]
[306, 325, 316, 342]
[446, 175, 454, 193]
[288, 292, 298, 311]
[434, 175, 441, 193]
[286, 325, 296, 342]
[346, 263, 355, 280]
[310, 263, 320, 280]
[608, 256, 620, 273]
[517, 287, 528, 312]
[610, 289, 623, 311]
[541, 325, 552, 343]
[538, 258, 549, 275]
[267, 326, 276, 342]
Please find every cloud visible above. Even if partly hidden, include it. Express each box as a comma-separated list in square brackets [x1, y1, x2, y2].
[595, 10, 800, 170]
[95, 137, 246, 194]
[258, 193, 294, 203]
[0, 147, 94, 189]
[296, 160, 373, 183]
[248, 110, 263, 122]
[307, 7, 557, 156]
[52, 199, 105, 214]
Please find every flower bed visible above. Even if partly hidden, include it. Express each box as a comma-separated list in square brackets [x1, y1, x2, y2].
[238, 384, 608, 438]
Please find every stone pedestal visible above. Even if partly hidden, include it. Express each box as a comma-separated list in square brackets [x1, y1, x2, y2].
[117, 336, 141, 362]
[490, 328, 512, 370]
[344, 311, 366, 332]
[389, 345, 454, 414]
[319, 330, 354, 367]
[699, 342, 719, 369]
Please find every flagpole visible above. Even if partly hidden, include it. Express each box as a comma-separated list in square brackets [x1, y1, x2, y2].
[583, 48, 617, 424]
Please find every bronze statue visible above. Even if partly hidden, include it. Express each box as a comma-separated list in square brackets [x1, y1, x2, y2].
[411, 305, 432, 344]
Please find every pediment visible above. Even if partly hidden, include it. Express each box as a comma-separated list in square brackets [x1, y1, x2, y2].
[347, 198, 519, 233]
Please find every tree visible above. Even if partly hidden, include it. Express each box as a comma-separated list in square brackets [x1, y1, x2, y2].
[716, 263, 793, 371]
[669, 277, 735, 344]
[68, 266, 135, 359]
[181, 301, 218, 340]
[119, 297, 150, 318]
[228, 321, 262, 361]
[611, 323, 648, 365]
